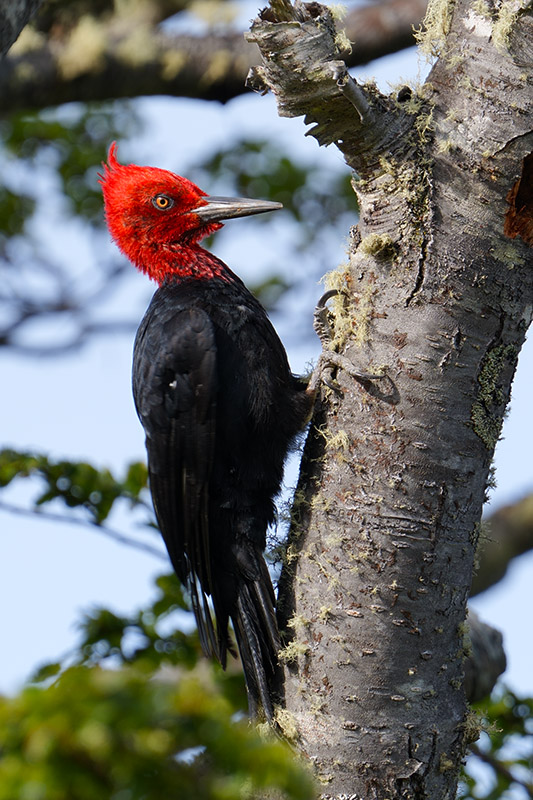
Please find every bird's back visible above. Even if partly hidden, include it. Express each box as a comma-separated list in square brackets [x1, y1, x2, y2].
[132, 275, 310, 717]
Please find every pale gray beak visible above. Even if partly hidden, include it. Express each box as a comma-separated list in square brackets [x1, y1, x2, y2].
[194, 195, 283, 222]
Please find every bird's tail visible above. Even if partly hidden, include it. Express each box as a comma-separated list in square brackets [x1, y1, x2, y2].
[231, 559, 281, 721]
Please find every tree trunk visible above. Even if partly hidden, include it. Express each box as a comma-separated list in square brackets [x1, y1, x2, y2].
[247, 0, 533, 797]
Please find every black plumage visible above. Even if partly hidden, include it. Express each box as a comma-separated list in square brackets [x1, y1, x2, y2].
[133, 275, 310, 718]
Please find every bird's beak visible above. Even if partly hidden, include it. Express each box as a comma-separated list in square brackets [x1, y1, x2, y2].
[193, 196, 283, 223]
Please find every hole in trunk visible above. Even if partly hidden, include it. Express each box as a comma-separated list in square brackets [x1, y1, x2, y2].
[504, 152, 533, 245]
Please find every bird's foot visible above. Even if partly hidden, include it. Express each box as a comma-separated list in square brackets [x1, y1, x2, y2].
[307, 350, 389, 396]
[309, 289, 389, 396]
[313, 288, 340, 347]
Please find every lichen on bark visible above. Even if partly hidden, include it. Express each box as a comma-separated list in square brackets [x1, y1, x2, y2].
[471, 343, 518, 450]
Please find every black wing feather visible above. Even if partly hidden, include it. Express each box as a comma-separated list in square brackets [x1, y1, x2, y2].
[133, 302, 220, 659]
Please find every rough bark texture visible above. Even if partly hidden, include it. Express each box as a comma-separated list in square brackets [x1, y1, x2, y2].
[0, 0, 427, 111]
[247, 0, 533, 797]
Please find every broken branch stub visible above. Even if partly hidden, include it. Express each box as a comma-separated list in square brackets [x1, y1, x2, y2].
[246, 0, 420, 175]
[248, 3, 371, 151]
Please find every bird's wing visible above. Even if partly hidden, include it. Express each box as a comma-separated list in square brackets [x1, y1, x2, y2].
[133, 302, 219, 658]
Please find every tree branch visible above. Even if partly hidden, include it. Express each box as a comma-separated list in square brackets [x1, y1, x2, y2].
[0, 0, 42, 57]
[463, 611, 506, 704]
[0, 249, 138, 355]
[0, 499, 167, 561]
[473, 493, 533, 596]
[0, 317, 138, 357]
[470, 743, 533, 797]
[1, 0, 427, 111]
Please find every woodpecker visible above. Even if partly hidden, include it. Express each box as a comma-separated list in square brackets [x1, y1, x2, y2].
[99, 143, 311, 719]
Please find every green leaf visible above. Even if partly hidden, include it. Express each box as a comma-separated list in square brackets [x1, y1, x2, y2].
[1, 104, 140, 225]
[0, 665, 316, 800]
[30, 661, 62, 684]
[459, 687, 533, 799]
[0, 449, 149, 523]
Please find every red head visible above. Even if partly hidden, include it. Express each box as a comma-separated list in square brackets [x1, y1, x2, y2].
[99, 142, 282, 284]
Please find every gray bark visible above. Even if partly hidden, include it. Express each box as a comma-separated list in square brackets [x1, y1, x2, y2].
[247, 0, 533, 797]
[0, 0, 42, 57]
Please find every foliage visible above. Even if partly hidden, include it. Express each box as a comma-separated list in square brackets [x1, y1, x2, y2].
[4, 445, 531, 799]
[459, 689, 533, 799]
[0, 563, 315, 800]
[0, 103, 140, 354]
[0, 442, 315, 797]
[0, 432, 306, 794]
[1, 104, 138, 224]
[0, 448, 148, 524]
[2, 448, 533, 798]
[73, 573, 201, 673]
[0, 665, 314, 800]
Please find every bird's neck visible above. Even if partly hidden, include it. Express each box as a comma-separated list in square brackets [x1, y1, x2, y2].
[135, 242, 234, 285]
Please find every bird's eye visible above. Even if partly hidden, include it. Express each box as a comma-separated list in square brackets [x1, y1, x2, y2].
[152, 194, 174, 210]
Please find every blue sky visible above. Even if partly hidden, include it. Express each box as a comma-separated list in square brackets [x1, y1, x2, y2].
[1, 37, 531, 702]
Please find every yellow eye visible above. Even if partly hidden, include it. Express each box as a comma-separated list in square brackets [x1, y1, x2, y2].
[152, 194, 173, 210]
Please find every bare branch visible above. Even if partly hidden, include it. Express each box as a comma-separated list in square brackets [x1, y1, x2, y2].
[0, 0, 43, 57]
[0, 499, 167, 561]
[0, 0, 427, 112]
[472, 494, 533, 596]
[0, 318, 138, 357]
[470, 743, 533, 797]
[464, 611, 506, 704]
[0, 250, 138, 355]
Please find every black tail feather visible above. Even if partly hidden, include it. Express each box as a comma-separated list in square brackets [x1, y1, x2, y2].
[256, 559, 282, 657]
[188, 574, 218, 659]
[232, 577, 281, 721]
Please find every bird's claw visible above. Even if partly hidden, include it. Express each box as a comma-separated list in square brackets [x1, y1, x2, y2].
[310, 289, 389, 396]
[308, 350, 388, 397]
[313, 288, 341, 346]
